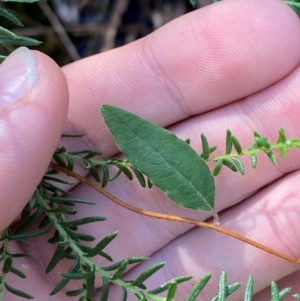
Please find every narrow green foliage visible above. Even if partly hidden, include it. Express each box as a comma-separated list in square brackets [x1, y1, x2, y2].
[50, 254, 81, 295]
[45, 244, 65, 273]
[100, 277, 109, 301]
[62, 216, 106, 228]
[102, 257, 149, 271]
[4, 284, 33, 299]
[85, 269, 96, 298]
[10, 266, 26, 279]
[166, 280, 177, 301]
[230, 133, 242, 154]
[0, 7, 23, 26]
[132, 262, 166, 286]
[251, 153, 258, 168]
[264, 150, 277, 165]
[132, 168, 146, 187]
[2, 256, 12, 273]
[279, 287, 292, 300]
[200, 133, 210, 159]
[213, 159, 223, 176]
[8, 226, 53, 240]
[244, 275, 254, 301]
[271, 281, 280, 301]
[225, 130, 233, 155]
[15, 206, 43, 234]
[120, 287, 128, 301]
[293, 294, 300, 300]
[186, 273, 212, 301]
[86, 231, 118, 258]
[66, 288, 85, 297]
[217, 271, 227, 301]
[222, 159, 238, 172]
[149, 275, 192, 295]
[112, 260, 128, 280]
[61, 271, 95, 280]
[231, 157, 245, 175]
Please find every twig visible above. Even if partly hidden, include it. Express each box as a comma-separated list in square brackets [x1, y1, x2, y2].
[101, 0, 130, 52]
[38, 1, 80, 61]
[50, 162, 300, 265]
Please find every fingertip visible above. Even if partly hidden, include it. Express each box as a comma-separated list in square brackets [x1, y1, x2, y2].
[0, 48, 69, 230]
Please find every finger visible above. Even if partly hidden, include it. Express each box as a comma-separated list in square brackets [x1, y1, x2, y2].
[53, 60, 300, 274]
[37, 57, 300, 291]
[62, 0, 300, 155]
[105, 170, 300, 301]
[0, 47, 69, 231]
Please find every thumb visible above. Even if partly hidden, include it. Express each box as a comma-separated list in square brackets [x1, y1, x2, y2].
[0, 47, 69, 231]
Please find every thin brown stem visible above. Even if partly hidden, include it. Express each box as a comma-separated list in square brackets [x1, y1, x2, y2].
[50, 162, 300, 265]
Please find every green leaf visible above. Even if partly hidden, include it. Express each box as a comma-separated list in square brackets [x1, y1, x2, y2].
[251, 154, 257, 168]
[53, 153, 66, 167]
[255, 137, 271, 149]
[132, 262, 165, 286]
[0, 7, 23, 26]
[87, 231, 118, 258]
[66, 288, 84, 297]
[85, 270, 96, 298]
[85, 162, 100, 182]
[264, 150, 277, 165]
[61, 270, 95, 280]
[8, 226, 52, 240]
[276, 127, 286, 144]
[10, 266, 26, 279]
[102, 165, 110, 187]
[132, 168, 146, 188]
[225, 130, 233, 155]
[222, 159, 238, 172]
[76, 233, 96, 242]
[112, 259, 128, 280]
[186, 273, 212, 301]
[2, 256, 12, 273]
[200, 133, 210, 160]
[271, 282, 280, 301]
[100, 277, 110, 301]
[279, 287, 291, 300]
[166, 280, 177, 301]
[293, 293, 300, 300]
[102, 105, 216, 213]
[15, 206, 43, 234]
[213, 159, 223, 176]
[230, 133, 242, 154]
[50, 254, 80, 295]
[149, 275, 192, 295]
[45, 244, 65, 273]
[244, 275, 254, 301]
[120, 287, 127, 301]
[231, 157, 245, 175]
[102, 257, 149, 271]
[62, 216, 106, 228]
[4, 283, 33, 299]
[218, 271, 227, 301]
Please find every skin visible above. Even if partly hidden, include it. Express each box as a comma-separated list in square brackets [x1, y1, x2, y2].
[1, 0, 300, 299]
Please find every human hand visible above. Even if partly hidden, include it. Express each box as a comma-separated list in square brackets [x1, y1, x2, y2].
[2, 0, 300, 300]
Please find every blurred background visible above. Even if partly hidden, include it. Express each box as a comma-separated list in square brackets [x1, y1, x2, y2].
[0, 0, 212, 66]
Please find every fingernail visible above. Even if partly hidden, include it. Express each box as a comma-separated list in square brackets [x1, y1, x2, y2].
[0, 47, 38, 109]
